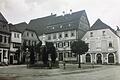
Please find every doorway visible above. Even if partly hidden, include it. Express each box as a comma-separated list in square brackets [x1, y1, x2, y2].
[59, 53, 63, 61]
[10, 56, 13, 64]
[96, 53, 102, 64]
[108, 53, 114, 63]
[0, 53, 1, 62]
[86, 54, 91, 63]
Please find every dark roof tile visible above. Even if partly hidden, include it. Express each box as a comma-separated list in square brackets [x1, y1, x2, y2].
[28, 10, 85, 35]
[14, 22, 28, 33]
[0, 12, 7, 23]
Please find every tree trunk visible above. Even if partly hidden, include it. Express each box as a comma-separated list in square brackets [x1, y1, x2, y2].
[78, 54, 81, 68]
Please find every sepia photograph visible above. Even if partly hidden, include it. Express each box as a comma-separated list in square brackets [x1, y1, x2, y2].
[0, 0, 120, 80]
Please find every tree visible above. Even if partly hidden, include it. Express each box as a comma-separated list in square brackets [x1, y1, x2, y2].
[71, 40, 89, 68]
[35, 41, 42, 61]
[29, 46, 35, 64]
[16, 47, 21, 64]
[35, 41, 42, 54]
[46, 42, 57, 63]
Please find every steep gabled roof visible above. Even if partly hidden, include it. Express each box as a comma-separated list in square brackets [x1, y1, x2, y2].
[28, 15, 56, 35]
[14, 22, 28, 33]
[45, 10, 85, 34]
[28, 10, 86, 35]
[90, 19, 117, 35]
[0, 12, 8, 23]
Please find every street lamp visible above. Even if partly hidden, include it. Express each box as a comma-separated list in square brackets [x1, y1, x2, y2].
[26, 48, 30, 68]
[63, 45, 67, 69]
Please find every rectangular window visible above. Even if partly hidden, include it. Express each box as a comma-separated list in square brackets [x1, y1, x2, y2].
[3, 50, 7, 59]
[32, 41, 34, 46]
[31, 33, 33, 37]
[4, 36, 7, 43]
[68, 52, 72, 57]
[65, 33, 68, 37]
[27, 32, 29, 36]
[0, 35, 2, 42]
[71, 32, 75, 37]
[14, 33, 16, 38]
[8, 37, 10, 43]
[109, 42, 113, 47]
[53, 34, 56, 39]
[59, 33, 62, 38]
[102, 31, 105, 36]
[64, 42, 66, 46]
[28, 40, 31, 46]
[58, 42, 63, 48]
[17, 34, 19, 38]
[55, 43, 58, 48]
[48, 35, 51, 40]
[90, 32, 93, 37]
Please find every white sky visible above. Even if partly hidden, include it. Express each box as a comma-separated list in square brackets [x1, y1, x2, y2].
[0, 0, 120, 29]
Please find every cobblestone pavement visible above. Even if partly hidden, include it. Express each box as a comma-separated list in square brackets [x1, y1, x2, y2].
[0, 64, 118, 80]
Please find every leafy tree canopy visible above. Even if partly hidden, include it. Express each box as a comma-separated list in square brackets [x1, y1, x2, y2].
[71, 40, 89, 55]
[35, 40, 42, 53]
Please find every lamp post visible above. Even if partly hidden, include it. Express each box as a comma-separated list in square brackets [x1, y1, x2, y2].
[63, 46, 67, 69]
[26, 48, 30, 68]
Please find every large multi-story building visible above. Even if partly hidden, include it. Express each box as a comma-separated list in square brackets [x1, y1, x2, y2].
[82, 19, 120, 64]
[9, 24, 22, 64]
[43, 10, 90, 62]
[0, 12, 10, 65]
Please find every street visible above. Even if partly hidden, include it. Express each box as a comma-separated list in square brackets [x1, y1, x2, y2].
[0, 64, 119, 80]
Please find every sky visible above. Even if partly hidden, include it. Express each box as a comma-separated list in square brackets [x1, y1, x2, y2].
[0, 0, 120, 29]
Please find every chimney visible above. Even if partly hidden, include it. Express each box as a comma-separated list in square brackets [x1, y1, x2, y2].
[51, 13, 53, 15]
[70, 9, 72, 14]
[62, 11, 65, 16]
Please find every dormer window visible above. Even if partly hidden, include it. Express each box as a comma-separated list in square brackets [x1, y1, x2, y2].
[68, 24, 71, 27]
[52, 27, 54, 29]
[60, 25, 62, 28]
[90, 32, 93, 37]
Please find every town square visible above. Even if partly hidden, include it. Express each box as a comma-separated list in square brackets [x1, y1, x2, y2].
[0, 0, 120, 80]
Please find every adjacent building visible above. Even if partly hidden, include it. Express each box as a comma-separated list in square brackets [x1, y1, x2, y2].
[0, 12, 10, 65]
[9, 24, 22, 64]
[82, 19, 120, 64]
